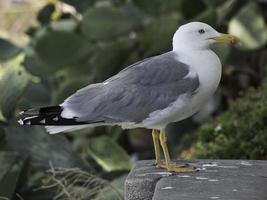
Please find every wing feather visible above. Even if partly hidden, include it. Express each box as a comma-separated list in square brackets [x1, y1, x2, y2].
[61, 51, 200, 123]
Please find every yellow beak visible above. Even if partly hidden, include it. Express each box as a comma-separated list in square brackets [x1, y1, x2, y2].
[213, 34, 240, 45]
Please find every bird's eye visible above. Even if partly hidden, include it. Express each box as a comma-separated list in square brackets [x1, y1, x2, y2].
[198, 29, 205, 34]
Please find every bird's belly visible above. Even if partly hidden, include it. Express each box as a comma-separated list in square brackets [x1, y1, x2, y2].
[140, 92, 210, 129]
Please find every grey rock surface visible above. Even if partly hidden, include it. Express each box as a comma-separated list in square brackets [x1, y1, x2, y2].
[124, 160, 267, 200]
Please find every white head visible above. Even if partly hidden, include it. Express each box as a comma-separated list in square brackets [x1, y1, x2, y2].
[172, 22, 239, 51]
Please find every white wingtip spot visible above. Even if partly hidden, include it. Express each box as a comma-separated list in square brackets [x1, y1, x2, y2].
[18, 119, 24, 125]
[61, 108, 78, 119]
[24, 116, 37, 120]
[53, 116, 59, 121]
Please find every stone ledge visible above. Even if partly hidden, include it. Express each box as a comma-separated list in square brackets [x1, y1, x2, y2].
[124, 160, 267, 200]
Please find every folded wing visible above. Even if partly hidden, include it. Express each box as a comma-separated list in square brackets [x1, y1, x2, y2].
[61, 51, 200, 124]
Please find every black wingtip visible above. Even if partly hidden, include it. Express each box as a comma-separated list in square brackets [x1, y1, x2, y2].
[22, 106, 63, 116]
[18, 106, 88, 126]
[18, 106, 63, 125]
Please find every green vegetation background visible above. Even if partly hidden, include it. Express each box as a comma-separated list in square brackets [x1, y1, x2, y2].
[0, 0, 266, 199]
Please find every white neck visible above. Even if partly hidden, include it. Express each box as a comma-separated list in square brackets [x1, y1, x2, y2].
[173, 49, 222, 97]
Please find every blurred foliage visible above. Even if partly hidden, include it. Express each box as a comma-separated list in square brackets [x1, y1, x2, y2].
[228, 2, 267, 50]
[0, 55, 37, 121]
[0, 152, 28, 199]
[40, 167, 124, 200]
[0, 0, 266, 199]
[179, 72, 267, 160]
[0, 39, 21, 61]
[87, 136, 131, 172]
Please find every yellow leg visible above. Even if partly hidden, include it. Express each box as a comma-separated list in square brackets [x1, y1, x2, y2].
[158, 129, 195, 173]
[152, 129, 161, 165]
[159, 129, 171, 166]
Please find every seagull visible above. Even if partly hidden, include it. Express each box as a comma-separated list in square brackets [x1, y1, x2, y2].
[18, 22, 239, 172]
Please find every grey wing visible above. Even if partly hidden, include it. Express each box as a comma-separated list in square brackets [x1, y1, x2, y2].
[61, 51, 200, 123]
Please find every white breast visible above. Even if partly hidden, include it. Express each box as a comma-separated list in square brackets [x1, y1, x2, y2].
[188, 50, 222, 113]
[137, 50, 222, 130]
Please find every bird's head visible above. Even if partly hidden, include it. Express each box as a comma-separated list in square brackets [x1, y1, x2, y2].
[172, 22, 239, 51]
